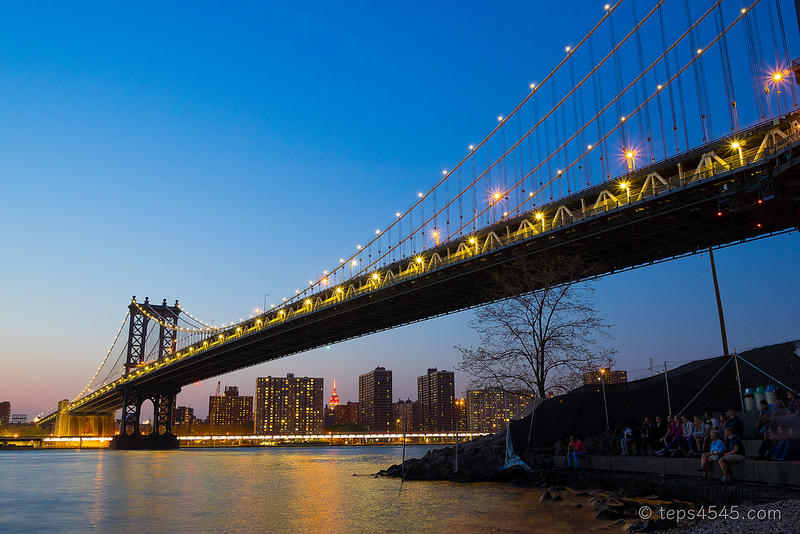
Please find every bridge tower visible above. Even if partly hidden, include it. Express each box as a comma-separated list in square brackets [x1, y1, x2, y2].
[112, 296, 183, 450]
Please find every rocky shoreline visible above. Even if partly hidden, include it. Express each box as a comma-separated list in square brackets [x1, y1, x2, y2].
[377, 434, 800, 532]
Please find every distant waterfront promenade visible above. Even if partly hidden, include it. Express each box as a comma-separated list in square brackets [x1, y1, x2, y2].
[1, 431, 488, 449]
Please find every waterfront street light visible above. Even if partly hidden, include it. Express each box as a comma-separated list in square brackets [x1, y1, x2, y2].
[625, 150, 636, 173]
[731, 141, 744, 167]
[772, 71, 785, 118]
[599, 368, 610, 430]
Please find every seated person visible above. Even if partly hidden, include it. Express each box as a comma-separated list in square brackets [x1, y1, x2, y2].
[656, 417, 684, 457]
[653, 415, 667, 445]
[757, 399, 779, 436]
[697, 429, 725, 479]
[725, 409, 744, 438]
[680, 415, 693, 455]
[704, 410, 719, 430]
[772, 425, 796, 461]
[566, 435, 586, 468]
[690, 414, 708, 455]
[620, 421, 638, 455]
[785, 391, 800, 416]
[755, 425, 783, 460]
[718, 427, 746, 482]
[658, 415, 674, 448]
[639, 417, 656, 456]
[610, 421, 624, 455]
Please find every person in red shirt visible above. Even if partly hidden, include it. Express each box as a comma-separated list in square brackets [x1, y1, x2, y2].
[567, 436, 586, 468]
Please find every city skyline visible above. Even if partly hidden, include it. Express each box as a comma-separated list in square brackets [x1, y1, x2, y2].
[1, 1, 798, 419]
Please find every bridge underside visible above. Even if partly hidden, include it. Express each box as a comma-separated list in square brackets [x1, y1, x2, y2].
[57, 116, 800, 422]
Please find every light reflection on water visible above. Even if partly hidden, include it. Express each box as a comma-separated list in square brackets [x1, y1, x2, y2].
[0, 446, 604, 533]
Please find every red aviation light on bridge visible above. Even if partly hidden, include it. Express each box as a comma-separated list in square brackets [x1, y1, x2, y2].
[717, 211, 723, 216]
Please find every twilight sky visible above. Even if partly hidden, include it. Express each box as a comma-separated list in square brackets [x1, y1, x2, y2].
[1, 1, 798, 419]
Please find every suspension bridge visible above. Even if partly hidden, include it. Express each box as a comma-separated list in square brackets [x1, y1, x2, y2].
[38, 0, 800, 448]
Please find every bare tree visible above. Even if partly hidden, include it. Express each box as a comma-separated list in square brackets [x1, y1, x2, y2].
[456, 252, 615, 398]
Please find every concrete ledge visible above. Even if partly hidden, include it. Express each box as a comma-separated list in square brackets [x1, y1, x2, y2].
[557, 454, 800, 486]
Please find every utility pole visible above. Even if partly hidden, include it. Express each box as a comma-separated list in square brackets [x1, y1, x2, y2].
[664, 362, 672, 415]
[708, 247, 730, 357]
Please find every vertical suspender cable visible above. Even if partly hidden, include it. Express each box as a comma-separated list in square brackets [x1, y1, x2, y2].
[684, 0, 712, 143]
[560, 65, 571, 194]
[500, 121, 507, 197]
[445, 172, 450, 239]
[472, 152, 477, 233]
[551, 80, 561, 199]
[545, 83, 554, 199]
[589, 36, 609, 182]
[715, 3, 736, 132]
[633, 0, 655, 163]
[744, 10, 766, 119]
[458, 167, 463, 235]
[765, 0, 789, 114]
[568, 50, 581, 193]
[774, 0, 797, 107]
[517, 111, 524, 212]
[659, 3, 681, 153]
[610, 13, 628, 151]
[535, 89, 544, 188]
[528, 91, 536, 197]
[752, 6, 768, 115]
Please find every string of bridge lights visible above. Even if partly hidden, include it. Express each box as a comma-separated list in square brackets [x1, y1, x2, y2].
[71, 311, 130, 403]
[60, 1, 786, 416]
[266, 2, 637, 311]
[448, 0, 757, 236]
[132, 300, 218, 334]
[175, 303, 220, 332]
[271, 2, 640, 304]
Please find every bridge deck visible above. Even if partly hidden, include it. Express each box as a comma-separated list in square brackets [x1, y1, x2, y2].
[43, 113, 800, 423]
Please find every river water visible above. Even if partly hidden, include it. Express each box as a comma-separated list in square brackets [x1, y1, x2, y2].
[1, 446, 603, 533]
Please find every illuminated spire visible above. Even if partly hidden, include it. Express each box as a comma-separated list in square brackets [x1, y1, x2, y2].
[329, 380, 340, 408]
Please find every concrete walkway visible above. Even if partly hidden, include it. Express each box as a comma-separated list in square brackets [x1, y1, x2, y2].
[557, 441, 800, 486]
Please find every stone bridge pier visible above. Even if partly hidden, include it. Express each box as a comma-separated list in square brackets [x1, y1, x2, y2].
[54, 400, 115, 437]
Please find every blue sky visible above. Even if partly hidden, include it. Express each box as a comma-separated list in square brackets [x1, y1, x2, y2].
[1, 1, 798, 419]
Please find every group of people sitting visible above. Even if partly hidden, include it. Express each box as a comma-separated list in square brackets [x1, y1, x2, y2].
[753, 390, 800, 462]
[564, 394, 800, 482]
[609, 409, 743, 459]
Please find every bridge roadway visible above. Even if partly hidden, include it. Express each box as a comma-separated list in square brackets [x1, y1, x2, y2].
[46, 113, 800, 422]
